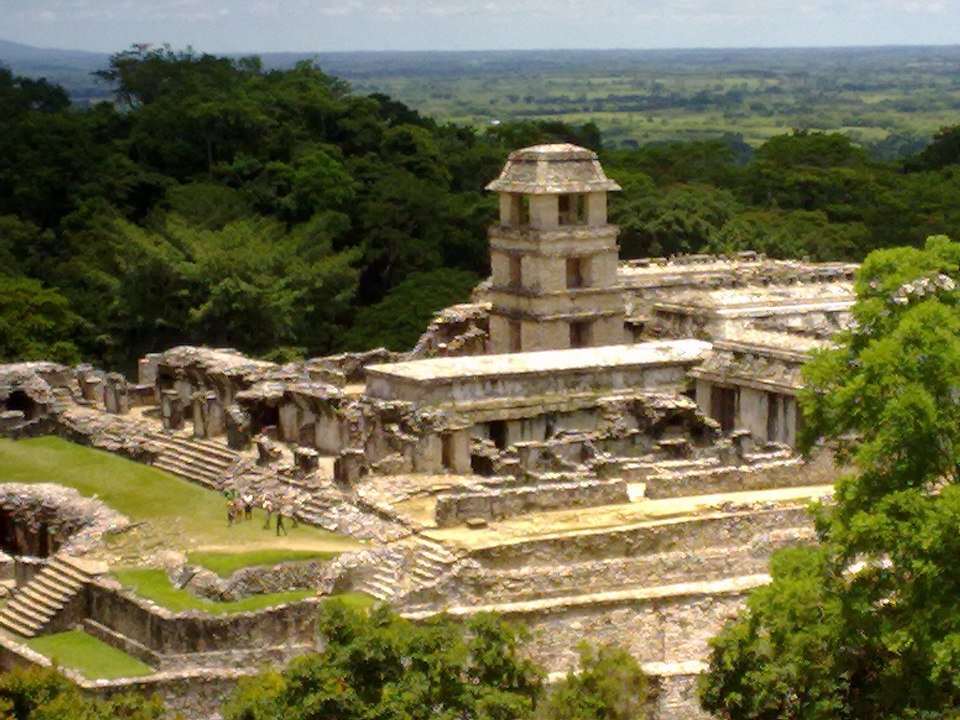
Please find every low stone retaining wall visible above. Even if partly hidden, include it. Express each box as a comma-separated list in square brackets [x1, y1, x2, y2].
[0, 483, 130, 556]
[434, 477, 629, 528]
[467, 505, 810, 569]
[86, 580, 322, 658]
[638, 451, 834, 499]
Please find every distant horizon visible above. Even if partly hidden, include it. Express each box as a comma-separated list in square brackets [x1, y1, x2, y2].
[5, 0, 960, 56]
[4, 36, 960, 58]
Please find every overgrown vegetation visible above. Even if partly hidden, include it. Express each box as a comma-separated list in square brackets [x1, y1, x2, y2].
[2, 47, 959, 371]
[0, 664, 161, 719]
[222, 599, 652, 720]
[699, 235, 960, 719]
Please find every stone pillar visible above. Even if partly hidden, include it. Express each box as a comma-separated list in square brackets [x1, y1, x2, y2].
[203, 392, 225, 437]
[334, 449, 366, 486]
[225, 405, 251, 450]
[584, 191, 607, 226]
[294, 447, 320, 473]
[412, 433, 443, 473]
[80, 376, 105, 405]
[103, 373, 129, 415]
[160, 390, 184, 430]
[447, 429, 472, 474]
[278, 402, 300, 444]
[191, 393, 207, 438]
[137, 354, 161, 387]
[529, 195, 559, 229]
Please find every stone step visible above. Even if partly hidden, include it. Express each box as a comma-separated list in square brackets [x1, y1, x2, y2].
[361, 577, 396, 600]
[7, 599, 51, 627]
[47, 558, 94, 585]
[153, 458, 222, 484]
[153, 457, 221, 488]
[151, 434, 239, 464]
[19, 586, 65, 612]
[0, 615, 40, 637]
[153, 444, 235, 473]
[32, 574, 79, 599]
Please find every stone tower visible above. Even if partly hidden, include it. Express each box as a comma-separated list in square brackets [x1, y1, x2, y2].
[485, 143, 625, 354]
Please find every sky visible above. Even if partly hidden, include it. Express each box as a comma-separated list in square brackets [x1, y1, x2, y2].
[3, 0, 959, 53]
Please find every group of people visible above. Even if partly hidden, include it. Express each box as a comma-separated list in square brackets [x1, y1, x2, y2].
[224, 489, 301, 536]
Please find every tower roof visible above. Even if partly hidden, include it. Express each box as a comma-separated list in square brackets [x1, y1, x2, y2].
[485, 143, 621, 195]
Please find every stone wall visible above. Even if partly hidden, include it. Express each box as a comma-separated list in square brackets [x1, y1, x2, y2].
[85, 581, 321, 658]
[466, 506, 809, 570]
[434, 477, 628, 527]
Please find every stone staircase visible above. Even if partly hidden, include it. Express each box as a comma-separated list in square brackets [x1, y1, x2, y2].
[147, 433, 241, 489]
[407, 535, 457, 592]
[0, 556, 107, 638]
[358, 536, 458, 605]
[359, 560, 402, 602]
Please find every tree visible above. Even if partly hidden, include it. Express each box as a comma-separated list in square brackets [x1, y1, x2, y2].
[0, 665, 162, 719]
[222, 600, 543, 720]
[699, 235, 960, 720]
[613, 183, 739, 258]
[539, 643, 653, 720]
[0, 277, 81, 365]
[705, 209, 870, 261]
[341, 268, 480, 352]
[904, 125, 960, 172]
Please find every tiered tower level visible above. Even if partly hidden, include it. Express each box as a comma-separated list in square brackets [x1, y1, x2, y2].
[485, 144, 626, 353]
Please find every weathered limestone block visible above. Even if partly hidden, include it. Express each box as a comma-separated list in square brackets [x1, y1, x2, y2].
[294, 447, 320, 473]
[103, 373, 129, 415]
[225, 405, 251, 449]
[334, 449, 365, 486]
[203, 391, 225, 437]
[137, 353, 162, 387]
[160, 390, 184, 430]
[412, 433, 443, 474]
[256, 435, 283, 466]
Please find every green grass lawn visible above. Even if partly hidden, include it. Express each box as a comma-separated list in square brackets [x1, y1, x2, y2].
[187, 549, 342, 578]
[111, 568, 376, 613]
[25, 630, 153, 680]
[0, 437, 362, 556]
[112, 568, 315, 613]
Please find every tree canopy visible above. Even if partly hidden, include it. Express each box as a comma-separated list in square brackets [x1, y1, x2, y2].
[2, 48, 960, 370]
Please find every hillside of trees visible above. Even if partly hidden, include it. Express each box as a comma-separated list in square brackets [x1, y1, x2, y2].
[1, 46, 959, 371]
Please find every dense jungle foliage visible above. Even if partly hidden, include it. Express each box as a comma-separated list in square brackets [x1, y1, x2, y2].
[1, 47, 959, 370]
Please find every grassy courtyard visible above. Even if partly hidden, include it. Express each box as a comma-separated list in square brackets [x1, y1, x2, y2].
[0, 437, 362, 561]
[25, 630, 153, 680]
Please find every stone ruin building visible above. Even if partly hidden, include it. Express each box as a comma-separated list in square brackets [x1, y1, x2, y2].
[0, 144, 856, 719]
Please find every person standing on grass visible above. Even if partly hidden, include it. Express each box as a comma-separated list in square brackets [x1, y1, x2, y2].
[276, 506, 287, 536]
[243, 493, 253, 521]
[262, 496, 274, 530]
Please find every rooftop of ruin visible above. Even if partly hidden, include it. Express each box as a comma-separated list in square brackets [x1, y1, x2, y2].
[485, 143, 622, 195]
[366, 339, 711, 382]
